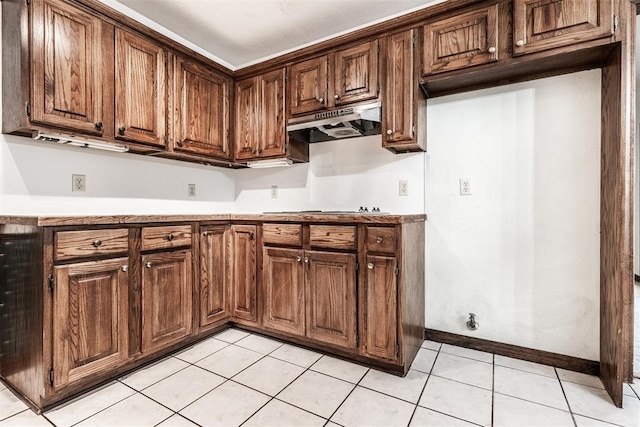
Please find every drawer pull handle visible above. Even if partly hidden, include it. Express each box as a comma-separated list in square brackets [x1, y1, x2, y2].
[367, 262, 374, 269]
[166, 234, 174, 241]
[92, 239, 102, 247]
[376, 236, 383, 243]
[145, 262, 152, 268]
[121, 265, 128, 272]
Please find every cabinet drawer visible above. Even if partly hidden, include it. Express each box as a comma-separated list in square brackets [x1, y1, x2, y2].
[142, 225, 192, 251]
[365, 226, 397, 254]
[310, 225, 356, 250]
[262, 223, 302, 247]
[54, 229, 129, 261]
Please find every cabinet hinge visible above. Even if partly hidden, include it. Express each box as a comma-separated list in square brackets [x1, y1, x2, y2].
[394, 266, 399, 276]
[48, 367, 54, 386]
[356, 333, 359, 346]
[377, 44, 380, 54]
[25, 0, 31, 6]
[25, 102, 31, 118]
[164, 135, 168, 144]
[395, 343, 400, 355]
[613, 15, 619, 32]
[355, 261, 359, 272]
[48, 274, 54, 292]
[412, 125, 415, 136]
[376, 83, 380, 96]
[412, 35, 416, 48]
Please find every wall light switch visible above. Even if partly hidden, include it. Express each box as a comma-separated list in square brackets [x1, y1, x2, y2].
[188, 183, 196, 197]
[271, 185, 278, 199]
[72, 174, 86, 192]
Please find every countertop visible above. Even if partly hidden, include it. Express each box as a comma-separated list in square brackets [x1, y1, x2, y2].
[0, 213, 427, 226]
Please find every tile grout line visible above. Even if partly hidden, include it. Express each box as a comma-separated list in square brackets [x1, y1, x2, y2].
[321, 360, 371, 425]
[407, 345, 441, 426]
[555, 367, 578, 427]
[491, 353, 495, 427]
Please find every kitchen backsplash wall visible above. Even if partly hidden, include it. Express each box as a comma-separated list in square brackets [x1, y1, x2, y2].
[425, 70, 602, 361]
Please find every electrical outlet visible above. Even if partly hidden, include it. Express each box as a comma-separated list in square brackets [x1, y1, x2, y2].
[399, 180, 409, 196]
[72, 174, 86, 192]
[460, 178, 472, 195]
[271, 185, 278, 199]
[188, 184, 196, 197]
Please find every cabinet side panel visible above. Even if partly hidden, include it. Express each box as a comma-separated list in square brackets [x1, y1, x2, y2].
[399, 221, 425, 372]
[2, 0, 29, 133]
[0, 225, 45, 407]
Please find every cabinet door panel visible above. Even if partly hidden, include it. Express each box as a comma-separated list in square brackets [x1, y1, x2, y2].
[234, 77, 258, 160]
[334, 40, 379, 105]
[289, 56, 328, 116]
[513, 0, 613, 55]
[423, 5, 498, 74]
[231, 225, 257, 323]
[200, 226, 230, 328]
[115, 29, 166, 147]
[31, 0, 103, 134]
[382, 30, 415, 147]
[363, 256, 397, 361]
[260, 68, 287, 157]
[262, 247, 305, 336]
[142, 250, 192, 353]
[53, 258, 129, 389]
[174, 58, 230, 159]
[306, 251, 357, 349]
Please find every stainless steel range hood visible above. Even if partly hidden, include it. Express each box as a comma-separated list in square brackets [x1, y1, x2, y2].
[287, 101, 381, 143]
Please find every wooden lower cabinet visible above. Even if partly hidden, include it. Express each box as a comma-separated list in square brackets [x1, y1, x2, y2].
[362, 255, 398, 361]
[141, 250, 193, 354]
[262, 247, 305, 336]
[230, 225, 257, 324]
[199, 225, 231, 329]
[306, 251, 357, 349]
[52, 257, 130, 389]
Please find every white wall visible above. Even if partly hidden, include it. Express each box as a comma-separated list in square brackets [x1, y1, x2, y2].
[425, 70, 601, 360]
[234, 136, 425, 213]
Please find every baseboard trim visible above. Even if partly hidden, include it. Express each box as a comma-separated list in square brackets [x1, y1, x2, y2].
[425, 329, 600, 376]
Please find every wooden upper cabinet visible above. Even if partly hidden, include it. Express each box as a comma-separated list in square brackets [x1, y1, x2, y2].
[230, 225, 257, 324]
[382, 29, 420, 151]
[30, 0, 105, 135]
[423, 4, 499, 75]
[513, 0, 613, 55]
[199, 226, 230, 329]
[115, 28, 166, 147]
[289, 40, 379, 116]
[262, 247, 306, 336]
[260, 68, 287, 158]
[305, 251, 357, 349]
[289, 56, 328, 116]
[141, 250, 193, 354]
[174, 57, 231, 159]
[334, 40, 379, 105]
[363, 255, 398, 361]
[52, 257, 129, 389]
[234, 68, 286, 162]
[234, 76, 259, 161]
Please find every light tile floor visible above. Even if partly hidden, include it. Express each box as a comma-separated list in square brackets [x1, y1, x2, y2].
[1, 328, 639, 427]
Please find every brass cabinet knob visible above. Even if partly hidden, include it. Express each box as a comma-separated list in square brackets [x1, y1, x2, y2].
[334, 94, 340, 100]
[376, 236, 383, 243]
[386, 129, 393, 135]
[516, 40, 525, 47]
[118, 126, 126, 136]
[488, 47, 496, 53]
[296, 256, 302, 262]
[121, 265, 128, 272]
[92, 239, 102, 247]
[167, 234, 174, 241]
[145, 262, 152, 268]
[94, 121, 103, 131]
[318, 97, 325, 104]
[367, 262, 374, 269]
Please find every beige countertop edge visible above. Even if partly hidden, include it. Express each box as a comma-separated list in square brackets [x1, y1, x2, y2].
[0, 213, 427, 226]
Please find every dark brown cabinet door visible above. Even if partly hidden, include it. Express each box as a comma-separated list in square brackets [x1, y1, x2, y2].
[200, 226, 230, 329]
[141, 250, 193, 353]
[382, 30, 416, 149]
[234, 77, 259, 161]
[363, 255, 398, 361]
[31, 0, 104, 135]
[513, 0, 613, 55]
[260, 68, 287, 158]
[289, 56, 328, 116]
[306, 251, 357, 349]
[115, 28, 166, 147]
[52, 258, 129, 389]
[334, 40, 379, 106]
[174, 57, 231, 159]
[262, 247, 305, 336]
[423, 4, 499, 75]
[230, 225, 257, 323]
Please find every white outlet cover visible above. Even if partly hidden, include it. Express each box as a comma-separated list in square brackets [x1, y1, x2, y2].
[72, 174, 86, 192]
[399, 180, 409, 196]
[459, 178, 471, 195]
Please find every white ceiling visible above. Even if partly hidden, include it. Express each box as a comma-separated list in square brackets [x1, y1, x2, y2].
[113, 0, 445, 69]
